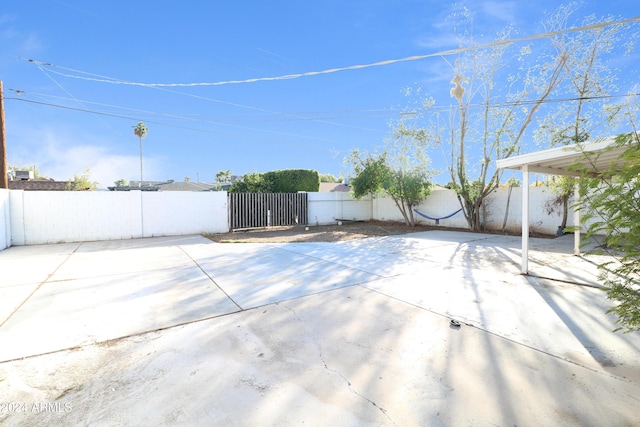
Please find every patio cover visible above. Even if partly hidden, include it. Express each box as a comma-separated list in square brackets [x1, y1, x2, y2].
[497, 138, 626, 274]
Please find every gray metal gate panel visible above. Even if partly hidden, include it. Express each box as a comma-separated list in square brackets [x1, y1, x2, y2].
[228, 193, 308, 230]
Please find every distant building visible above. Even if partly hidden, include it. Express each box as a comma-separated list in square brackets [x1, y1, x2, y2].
[110, 177, 336, 192]
[110, 179, 218, 192]
[319, 182, 351, 192]
[7, 170, 69, 191]
[155, 180, 218, 192]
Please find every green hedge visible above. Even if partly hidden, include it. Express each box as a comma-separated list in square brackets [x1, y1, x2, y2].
[229, 169, 320, 193]
[263, 169, 320, 192]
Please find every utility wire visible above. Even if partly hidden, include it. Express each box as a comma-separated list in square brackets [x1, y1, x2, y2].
[35, 64, 120, 136]
[4, 97, 340, 151]
[8, 88, 398, 123]
[9, 89, 393, 117]
[23, 16, 640, 88]
[20, 16, 638, 135]
[9, 88, 639, 124]
[146, 84, 381, 132]
[25, 61, 294, 118]
[18, 15, 639, 140]
[25, 59, 382, 133]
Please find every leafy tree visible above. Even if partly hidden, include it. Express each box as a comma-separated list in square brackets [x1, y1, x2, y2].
[349, 154, 389, 199]
[133, 122, 148, 187]
[216, 169, 231, 190]
[501, 177, 520, 233]
[444, 10, 567, 232]
[349, 119, 434, 226]
[320, 173, 341, 183]
[536, 10, 637, 329]
[536, 7, 632, 232]
[228, 172, 270, 193]
[66, 168, 97, 191]
[114, 178, 128, 187]
[545, 176, 576, 231]
[573, 132, 640, 332]
[443, 181, 458, 191]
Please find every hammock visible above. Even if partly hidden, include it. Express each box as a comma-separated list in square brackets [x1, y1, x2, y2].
[413, 208, 462, 225]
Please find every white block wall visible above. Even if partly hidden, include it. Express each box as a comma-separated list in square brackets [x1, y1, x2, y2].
[306, 187, 586, 234]
[0, 186, 602, 249]
[8, 190, 228, 246]
[483, 186, 571, 234]
[9, 190, 25, 246]
[0, 189, 10, 250]
[412, 188, 469, 228]
[142, 191, 227, 237]
[371, 188, 471, 228]
[11, 191, 142, 245]
[308, 192, 371, 225]
[370, 186, 584, 235]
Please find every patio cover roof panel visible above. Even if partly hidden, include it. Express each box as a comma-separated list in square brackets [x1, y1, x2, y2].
[497, 138, 626, 178]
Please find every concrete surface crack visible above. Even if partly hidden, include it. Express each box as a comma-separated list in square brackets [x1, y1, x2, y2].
[276, 301, 297, 317]
[179, 246, 243, 310]
[319, 356, 397, 426]
[0, 243, 81, 329]
[280, 302, 398, 426]
[364, 285, 615, 378]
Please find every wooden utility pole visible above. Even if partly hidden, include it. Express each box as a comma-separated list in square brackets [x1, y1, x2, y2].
[0, 81, 7, 188]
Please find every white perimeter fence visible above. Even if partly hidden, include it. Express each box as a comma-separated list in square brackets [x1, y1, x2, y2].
[0, 186, 592, 250]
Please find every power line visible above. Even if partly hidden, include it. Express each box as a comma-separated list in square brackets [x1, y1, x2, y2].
[20, 16, 638, 135]
[410, 92, 640, 114]
[29, 61, 383, 134]
[35, 63, 119, 136]
[23, 16, 640, 88]
[8, 88, 399, 123]
[7, 90, 638, 159]
[10, 89, 638, 124]
[5, 97, 341, 151]
[11, 89, 229, 124]
[9, 87, 364, 142]
[12, 89, 394, 117]
[144, 84, 382, 132]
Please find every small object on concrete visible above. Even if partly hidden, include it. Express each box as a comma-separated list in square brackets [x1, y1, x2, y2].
[305, 226, 309, 231]
[337, 221, 342, 226]
[450, 319, 461, 328]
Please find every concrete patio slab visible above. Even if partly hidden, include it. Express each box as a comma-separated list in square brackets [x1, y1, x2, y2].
[186, 245, 380, 309]
[526, 275, 640, 379]
[52, 236, 211, 281]
[361, 265, 619, 374]
[344, 232, 606, 287]
[0, 231, 638, 426]
[1, 285, 638, 426]
[274, 241, 439, 277]
[0, 265, 240, 362]
[341, 232, 525, 274]
[0, 242, 79, 288]
[1, 242, 81, 336]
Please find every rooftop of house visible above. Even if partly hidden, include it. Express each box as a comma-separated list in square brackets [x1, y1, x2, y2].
[8, 179, 69, 191]
[7, 171, 69, 191]
[156, 181, 218, 191]
[111, 180, 221, 192]
[319, 182, 351, 192]
[108, 180, 349, 192]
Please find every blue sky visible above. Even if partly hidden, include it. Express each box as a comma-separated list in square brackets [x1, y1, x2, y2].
[1, 1, 638, 188]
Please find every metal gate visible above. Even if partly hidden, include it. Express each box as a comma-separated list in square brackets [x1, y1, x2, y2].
[228, 193, 308, 230]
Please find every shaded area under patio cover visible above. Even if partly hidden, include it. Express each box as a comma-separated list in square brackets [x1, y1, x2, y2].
[497, 137, 629, 274]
